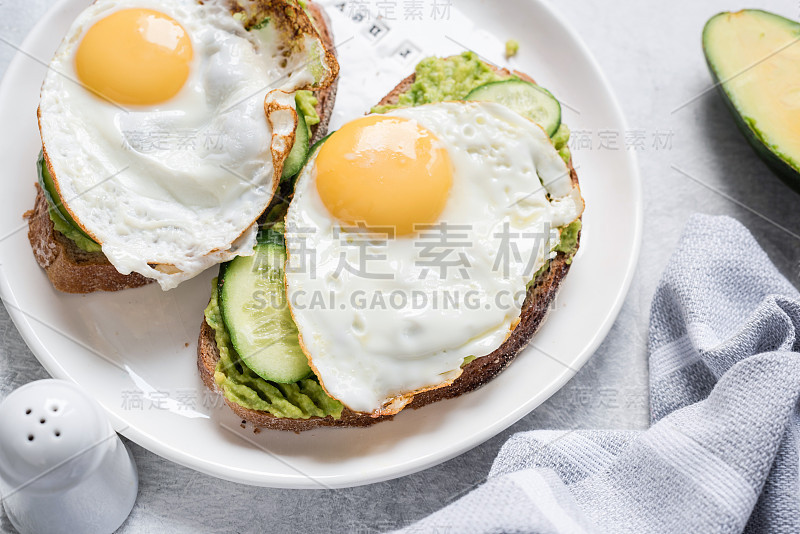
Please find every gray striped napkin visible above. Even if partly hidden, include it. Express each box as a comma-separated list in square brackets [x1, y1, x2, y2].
[393, 214, 800, 534]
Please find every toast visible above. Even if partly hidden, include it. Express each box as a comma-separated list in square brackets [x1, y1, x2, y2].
[197, 63, 583, 431]
[26, 0, 338, 294]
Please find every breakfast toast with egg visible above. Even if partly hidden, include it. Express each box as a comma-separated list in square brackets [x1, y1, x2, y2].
[197, 58, 583, 431]
[26, 0, 339, 294]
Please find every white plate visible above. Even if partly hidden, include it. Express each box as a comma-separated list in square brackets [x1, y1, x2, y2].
[0, 0, 641, 488]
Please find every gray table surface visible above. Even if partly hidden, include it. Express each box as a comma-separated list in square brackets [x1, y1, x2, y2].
[1, 0, 799, 532]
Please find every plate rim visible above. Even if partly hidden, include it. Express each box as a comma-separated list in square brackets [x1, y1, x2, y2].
[0, 0, 643, 488]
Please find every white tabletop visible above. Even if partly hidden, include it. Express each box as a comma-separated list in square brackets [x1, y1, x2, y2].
[1, 0, 798, 532]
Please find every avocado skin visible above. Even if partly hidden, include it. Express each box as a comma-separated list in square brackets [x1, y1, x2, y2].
[703, 10, 800, 194]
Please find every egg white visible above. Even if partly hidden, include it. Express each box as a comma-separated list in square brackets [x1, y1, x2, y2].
[38, 0, 328, 289]
[284, 101, 584, 414]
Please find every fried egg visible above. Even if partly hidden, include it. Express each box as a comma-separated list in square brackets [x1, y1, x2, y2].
[38, 0, 336, 289]
[284, 101, 584, 414]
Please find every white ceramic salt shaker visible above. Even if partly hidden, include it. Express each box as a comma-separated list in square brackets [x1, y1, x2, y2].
[0, 379, 138, 534]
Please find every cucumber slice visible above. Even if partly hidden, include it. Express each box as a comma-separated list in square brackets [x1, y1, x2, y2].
[465, 80, 561, 137]
[281, 102, 309, 180]
[307, 131, 333, 163]
[219, 237, 311, 383]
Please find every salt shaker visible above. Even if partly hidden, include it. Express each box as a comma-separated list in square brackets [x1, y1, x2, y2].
[0, 379, 138, 534]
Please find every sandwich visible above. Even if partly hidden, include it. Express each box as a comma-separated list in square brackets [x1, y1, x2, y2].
[198, 51, 584, 430]
[26, 0, 339, 293]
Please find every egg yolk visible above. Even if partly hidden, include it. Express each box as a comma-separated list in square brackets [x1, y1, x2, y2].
[75, 9, 193, 106]
[315, 115, 453, 237]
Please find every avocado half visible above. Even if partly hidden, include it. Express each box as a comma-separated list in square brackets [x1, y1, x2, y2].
[703, 9, 800, 193]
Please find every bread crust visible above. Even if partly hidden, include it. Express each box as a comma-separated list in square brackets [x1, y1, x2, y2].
[198, 61, 583, 431]
[26, 185, 152, 293]
[305, 2, 338, 145]
[29, 0, 338, 293]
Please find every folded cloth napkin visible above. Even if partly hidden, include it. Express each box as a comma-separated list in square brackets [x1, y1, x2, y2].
[392, 214, 800, 534]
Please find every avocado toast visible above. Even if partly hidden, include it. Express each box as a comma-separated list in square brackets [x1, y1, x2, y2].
[26, 0, 339, 293]
[198, 52, 583, 431]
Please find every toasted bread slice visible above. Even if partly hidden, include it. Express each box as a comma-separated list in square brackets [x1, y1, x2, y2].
[26, 0, 338, 294]
[26, 184, 152, 293]
[197, 63, 583, 431]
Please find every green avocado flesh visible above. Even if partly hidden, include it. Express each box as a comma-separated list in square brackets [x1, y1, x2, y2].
[37, 153, 101, 253]
[505, 39, 520, 59]
[555, 220, 581, 260]
[703, 9, 800, 192]
[371, 52, 571, 164]
[295, 90, 320, 135]
[214, 53, 580, 414]
[207, 280, 344, 419]
[527, 220, 582, 287]
[371, 51, 509, 112]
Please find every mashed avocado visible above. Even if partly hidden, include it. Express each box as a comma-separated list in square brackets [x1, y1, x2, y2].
[372, 52, 508, 113]
[505, 39, 520, 59]
[295, 90, 320, 137]
[554, 219, 581, 262]
[550, 124, 571, 164]
[206, 280, 344, 419]
[528, 220, 582, 286]
[371, 52, 572, 164]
